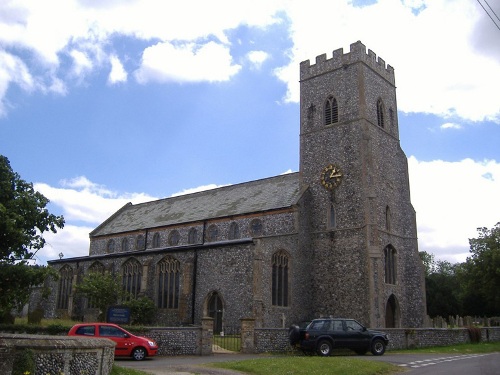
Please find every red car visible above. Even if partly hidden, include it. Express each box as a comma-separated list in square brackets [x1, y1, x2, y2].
[68, 323, 158, 360]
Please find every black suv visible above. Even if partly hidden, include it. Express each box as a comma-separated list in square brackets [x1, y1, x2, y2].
[289, 318, 389, 356]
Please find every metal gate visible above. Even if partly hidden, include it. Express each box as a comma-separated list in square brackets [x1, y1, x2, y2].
[212, 326, 241, 352]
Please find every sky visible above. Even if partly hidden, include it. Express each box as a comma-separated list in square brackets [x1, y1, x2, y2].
[0, 0, 499, 266]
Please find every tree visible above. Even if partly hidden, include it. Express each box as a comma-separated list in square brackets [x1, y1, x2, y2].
[425, 260, 461, 317]
[461, 223, 500, 316]
[0, 155, 64, 321]
[75, 272, 128, 321]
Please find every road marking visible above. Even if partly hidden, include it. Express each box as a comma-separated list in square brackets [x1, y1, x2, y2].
[398, 354, 489, 368]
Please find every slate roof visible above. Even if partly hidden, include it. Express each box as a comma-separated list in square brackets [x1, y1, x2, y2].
[90, 172, 302, 237]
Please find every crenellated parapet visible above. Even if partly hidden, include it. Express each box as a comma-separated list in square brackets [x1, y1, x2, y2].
[300, 41, 395, 85]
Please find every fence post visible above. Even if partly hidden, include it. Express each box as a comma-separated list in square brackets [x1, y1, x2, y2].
[201, 317, 214, 356]
[240, 318, 255, 354]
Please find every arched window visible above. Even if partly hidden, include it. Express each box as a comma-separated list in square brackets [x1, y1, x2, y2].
[136, 235, 145, 250]
[122, 258, 142, 300]
[272, 250, 289, 307]
[228, 222, 240, 240]
[377, 98, 385, 128]
[57, 265, 73, 309]
[384, 245, 397, 284]
[168, 230, 180, 246]
[106, 239, 115, 253]
[152, 233, 161, 248]
[87, 262, 105, 308]
[328, 205, 336, 229]
[188, 228, 198, 244]
[121, 238, 129, 252]
[207, 224, 218, 242]
[385, 206, 391, 232]
[250, 219, 263, 236]
[389, 108, 394, 131]
[157, 256, 180, 309]
[324, 96, 339, 125]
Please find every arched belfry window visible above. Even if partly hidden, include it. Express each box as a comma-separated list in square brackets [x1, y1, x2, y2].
[384, 245, 397, 284]
[324, 96, 339, 125]
[385, 206, 391, 232]
[157, 256, 180, 309]
[122, 258, 142, 300]
[377, 98, 385, 128]
[272, 250, 289, 307]
[57, 265, 73, 309]
[328, 204, 336, 229]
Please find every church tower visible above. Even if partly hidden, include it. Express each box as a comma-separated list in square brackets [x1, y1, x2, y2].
[299, 41, 426, 328]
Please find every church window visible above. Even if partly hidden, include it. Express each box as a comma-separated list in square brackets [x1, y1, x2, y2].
[384, 246, 397, 284]
[87, 262, 105, 308]
[136, 235, 145, 250]
[324, 96, 339, 125]
[56, 265, 73, 309]
[106, 239, 115, 253]
[328, 205, 336, 229]
[188, 228, 198, 244]
[250, 219, 263, 236]
[152, 233, 161, 248]
[389, 108, 394, 131]
[168, 230, 180, 246]
[377, 99, 385, 128]
[272, 250, 289, 307]
[121, 238, 129, 252]
[207, 224, 218, 242]
[157, 256, 180, 309]
[228, 222, 240, 240]
[122, 258, 142, 300]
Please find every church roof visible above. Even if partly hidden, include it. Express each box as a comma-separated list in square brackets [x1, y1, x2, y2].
[90, 172, 301, 237]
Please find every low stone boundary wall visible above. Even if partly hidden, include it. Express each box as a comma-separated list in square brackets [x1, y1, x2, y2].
[0, 333, 115, 375]
[252, 326, 500, 353]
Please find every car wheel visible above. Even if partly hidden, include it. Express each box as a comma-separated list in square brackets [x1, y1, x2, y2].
[132, 347, 147, 361]
[370, 339, 386, 356]
[288, 325, 300, 345]
[317, 340, 332, 356]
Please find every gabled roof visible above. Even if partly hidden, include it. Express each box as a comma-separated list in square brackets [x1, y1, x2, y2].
[90, 172, 301, 237]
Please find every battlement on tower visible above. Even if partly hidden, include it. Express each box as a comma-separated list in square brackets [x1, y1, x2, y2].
[300, 41, 395, 85]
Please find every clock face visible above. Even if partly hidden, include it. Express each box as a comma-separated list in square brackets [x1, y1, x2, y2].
[320, 164, 343, 190]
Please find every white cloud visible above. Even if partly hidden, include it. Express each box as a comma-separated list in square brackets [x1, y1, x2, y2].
[440, 122, 462, 130]
[170, 184, 228, 197]
[247, 50, 269, 69]
[108, 55, 127, 84]
[408, 156, 500, 263]
[134, 41, 241, 83]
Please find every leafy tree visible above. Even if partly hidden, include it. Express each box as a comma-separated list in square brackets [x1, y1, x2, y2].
[425, 260, 461, 317]
[123, 296, 157, 325]
[75, 272, 128, 321]
[419, 251, 436, 277]
[0, 155, 64, 321]
[460, 223, 500, 316]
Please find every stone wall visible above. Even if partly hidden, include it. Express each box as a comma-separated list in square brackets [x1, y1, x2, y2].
[0, 333, 115, 375]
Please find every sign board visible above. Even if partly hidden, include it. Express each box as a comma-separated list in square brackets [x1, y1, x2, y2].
[106, 306, 131, 324]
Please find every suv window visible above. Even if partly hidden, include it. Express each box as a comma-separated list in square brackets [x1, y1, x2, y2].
[332, 320, 343, 331]
[309, 320, 327, 330]
[75, 325, 95, 336]
[345, 320, 363, 331]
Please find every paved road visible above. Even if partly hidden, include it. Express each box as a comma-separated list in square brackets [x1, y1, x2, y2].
[116, 352, 500, 375]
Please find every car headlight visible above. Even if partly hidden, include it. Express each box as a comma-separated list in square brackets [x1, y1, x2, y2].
[148, 341, 156, 347]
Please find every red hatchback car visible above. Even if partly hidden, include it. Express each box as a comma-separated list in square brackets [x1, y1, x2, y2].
[68, 323, 158, 360]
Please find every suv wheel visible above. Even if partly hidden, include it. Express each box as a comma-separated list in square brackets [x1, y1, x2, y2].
[370, 339, 386, 356]
[288, 325, 300, 345]
[132, 347, 146, 361]
[317, 340, 332, 356]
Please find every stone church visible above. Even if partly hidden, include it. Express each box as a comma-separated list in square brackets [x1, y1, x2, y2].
[45, 41, 426, 330]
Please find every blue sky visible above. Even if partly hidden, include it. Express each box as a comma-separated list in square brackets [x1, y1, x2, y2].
[0, 0, 499, 265]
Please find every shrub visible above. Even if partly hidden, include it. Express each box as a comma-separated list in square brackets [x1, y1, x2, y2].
[12, 348, 35, 375]
[124, 297, 157, 325]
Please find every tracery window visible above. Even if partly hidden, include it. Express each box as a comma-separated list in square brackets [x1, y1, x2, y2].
[272, 250, 289, 307]
[57, 265, 73, 309]
[228, 222, 240, 240]
[384, 245, 397, 284]
[157, 256, 180, 309]
[122, 258, 142, 300]
[168, 230, 180, 246]
[188, 228, 198, 244]
[324, 96, 339, 125]
[207, 224, 218, 242]
[152, 233, 161, 248]
[377, 98, 385, 128]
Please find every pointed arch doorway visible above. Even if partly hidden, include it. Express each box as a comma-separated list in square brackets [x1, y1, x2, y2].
[207, 292, 223, 334]
[385, 294, 399, 328]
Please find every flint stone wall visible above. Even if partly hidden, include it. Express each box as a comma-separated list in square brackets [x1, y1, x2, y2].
[0, 333, 115, 375]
